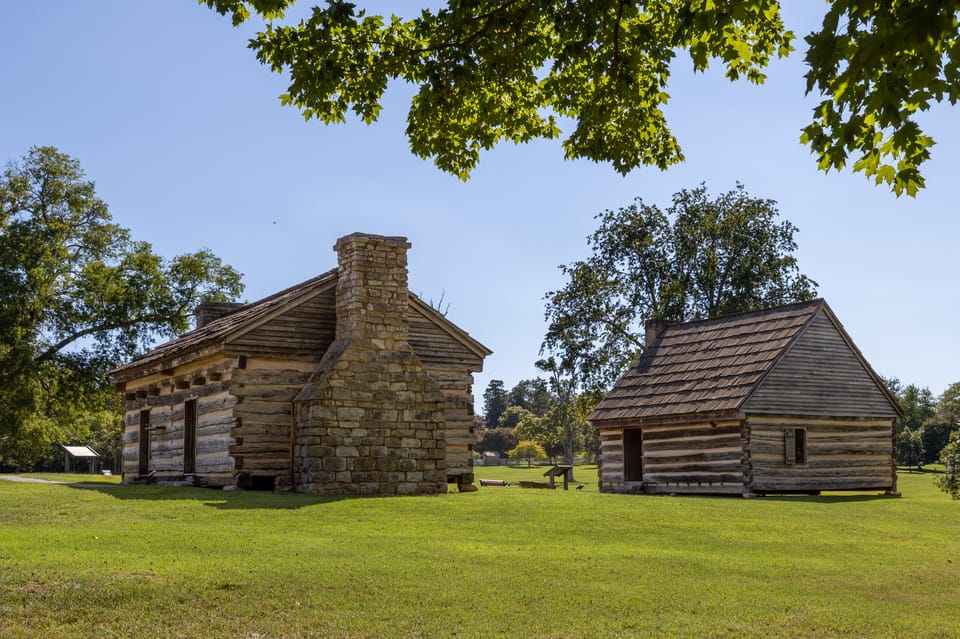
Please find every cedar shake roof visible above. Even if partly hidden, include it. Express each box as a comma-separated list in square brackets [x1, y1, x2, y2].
[110, 268, 490, 380]
[589, 299, 897, 423]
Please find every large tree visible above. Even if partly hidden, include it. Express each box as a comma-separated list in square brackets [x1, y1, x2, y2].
[542, 184, 817, 390]
[203, 1, 960, 195]
[481, 379, 508, 428]
[0, 146, 244, 469]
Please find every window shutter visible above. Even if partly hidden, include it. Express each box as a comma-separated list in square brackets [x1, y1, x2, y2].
[784, 428, 796, 464]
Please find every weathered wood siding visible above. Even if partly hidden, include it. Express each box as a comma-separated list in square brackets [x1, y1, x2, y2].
[120, 356, 236, 486]
[642, 420, 745, 494]
[229, 359, 316, 488]
[226, 288, 336, 360]
[744, 312, 898, 419]
[598, 420, 746, 495]
[746, 416, 896, 493]
[597, 427, 626, 490]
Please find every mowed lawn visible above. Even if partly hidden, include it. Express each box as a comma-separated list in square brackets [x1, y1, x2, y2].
[1, 468, 957, 639]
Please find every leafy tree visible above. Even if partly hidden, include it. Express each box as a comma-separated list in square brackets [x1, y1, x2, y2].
[939, 430, 960, 500]
[923, 381, 960, 464]
[482, 379, 508, 428]
[0, 146, 244, 469]
[498, 405, 532, 430]
[508, 440, 547, 468]
[203, 1, 960, 194]
[894, 428, 924, 470]
[475, 427, 517, 458]
[543, 184, 817, 390]
[508, 378, 552, 417]
[896, 384, 936, 434]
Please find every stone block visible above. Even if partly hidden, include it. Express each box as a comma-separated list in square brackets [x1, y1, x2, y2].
[323, 456, 346, 471]
[336, 446, 359, 458]
[405, 471, 423, 482]
[353, 457, 375, 472]
[400, 438, 421, 448]
[304, 445, 335, 458]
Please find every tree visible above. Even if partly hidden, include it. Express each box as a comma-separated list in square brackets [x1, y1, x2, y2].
[0, 146, 244, 469]
[894, 427, 924, 470]
[543, 184, 817, 390]
[897, 384, 936, 433]
[475, 427, 517, 458]
[203, 1, 960, 195]
[508, 440, 547, 468]
[498, 405, 532, 430]
[923, 381, 960, 464]
[482, 379, 508, 428]
[507, 378, 552, 417]
[939, 430, 960, 500]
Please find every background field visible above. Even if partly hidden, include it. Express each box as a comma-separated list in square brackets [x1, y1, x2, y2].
[1, 469, 957, 638]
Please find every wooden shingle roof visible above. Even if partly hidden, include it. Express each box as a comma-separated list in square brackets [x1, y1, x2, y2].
[110, 270, 339, 380]
[111, 267, 492, 382]
[590, 299, 859, 423]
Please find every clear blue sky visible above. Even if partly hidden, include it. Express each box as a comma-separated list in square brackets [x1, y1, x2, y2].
[3, 2, 957, 404]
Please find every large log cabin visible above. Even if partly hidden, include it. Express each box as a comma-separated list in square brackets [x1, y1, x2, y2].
[590, 300, 902, 497]
[111, 233, 491, 495]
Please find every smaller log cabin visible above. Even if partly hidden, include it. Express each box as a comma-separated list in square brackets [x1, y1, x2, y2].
[590, 300, 902, 497]
[111, 233, 491, 495]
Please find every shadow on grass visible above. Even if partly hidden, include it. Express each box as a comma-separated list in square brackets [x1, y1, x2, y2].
[757, 493, 893, 504]
[67, 483, 348, 510]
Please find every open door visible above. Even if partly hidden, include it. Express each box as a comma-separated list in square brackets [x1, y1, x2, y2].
[138, 409, 151, 476]
[183, 399, 197, 474]
[624, 428, 643, 482]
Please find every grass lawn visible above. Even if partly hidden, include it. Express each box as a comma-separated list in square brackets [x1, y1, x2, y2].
[1, 469, 958, 638]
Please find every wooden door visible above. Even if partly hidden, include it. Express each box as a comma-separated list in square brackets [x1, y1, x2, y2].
[183, 399, 197, 474]
[138, 409, 151, 475]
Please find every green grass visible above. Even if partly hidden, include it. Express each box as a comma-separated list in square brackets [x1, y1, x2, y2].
[1, 470, 957, 638]
[12, 472, 123, 485]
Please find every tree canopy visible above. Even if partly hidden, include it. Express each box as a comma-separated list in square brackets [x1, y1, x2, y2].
[0, 146, 244, 468]
[203, 1, 960, 194]
[542, 183, 817, 390]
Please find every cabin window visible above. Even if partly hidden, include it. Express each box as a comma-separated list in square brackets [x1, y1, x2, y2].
[624, 428, 643, 482]
[183, 399, 197, 474]
[785, 427, 807, 465]
[138, 409, 151, 476]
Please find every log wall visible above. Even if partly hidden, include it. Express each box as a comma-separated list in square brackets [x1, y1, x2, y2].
[229, 358, 317, 489]
[598, 420, 746, 495]
[120, 355, 237, 486]
[745, 415, 896, 493]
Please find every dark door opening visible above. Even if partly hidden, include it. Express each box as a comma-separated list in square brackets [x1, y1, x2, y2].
[138, 409, 151, 476]
[183, 399, 197, 474]
[624, 428, 643, 482]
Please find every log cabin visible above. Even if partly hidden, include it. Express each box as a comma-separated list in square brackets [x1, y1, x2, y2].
[111, 233, 491, 495]
[590, 300, 902, 497]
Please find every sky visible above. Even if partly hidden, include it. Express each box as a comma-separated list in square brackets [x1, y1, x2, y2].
[2, 2, 957, 407]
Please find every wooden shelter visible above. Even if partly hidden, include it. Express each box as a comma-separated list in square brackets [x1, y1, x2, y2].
[590, 300, 902, 497]
[111, 233, 491, 495]
[62, 445, 100, 474]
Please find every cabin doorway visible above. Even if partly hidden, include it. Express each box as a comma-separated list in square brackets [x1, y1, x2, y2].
[624, 428, 643, 482]
[138, 409, 151, 475]
[183, 399, 197, 474]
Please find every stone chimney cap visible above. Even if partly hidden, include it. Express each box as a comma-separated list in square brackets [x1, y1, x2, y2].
[334, 232, 411, 251]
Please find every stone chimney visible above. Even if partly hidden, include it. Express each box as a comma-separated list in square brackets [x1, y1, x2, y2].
[644, 318, 674, 348]
[292, 233, 447, 495]
[194, 301, 244, 328]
